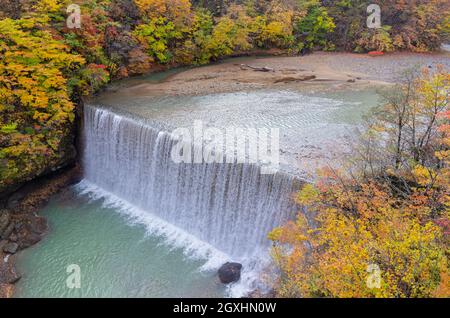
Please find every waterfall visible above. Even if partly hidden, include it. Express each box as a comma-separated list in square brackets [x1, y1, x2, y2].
[82, 104, 301, 259]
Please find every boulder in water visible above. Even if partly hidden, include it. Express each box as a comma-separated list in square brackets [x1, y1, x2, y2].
[218, 262, 242, 284]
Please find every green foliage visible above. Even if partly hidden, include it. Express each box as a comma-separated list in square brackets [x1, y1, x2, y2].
[294, 5, 335, 51]
[0, 123, 18, 134]
[134, 17, 182, 63]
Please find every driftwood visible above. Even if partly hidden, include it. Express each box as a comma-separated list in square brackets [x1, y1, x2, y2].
[240, 64, 274, 72]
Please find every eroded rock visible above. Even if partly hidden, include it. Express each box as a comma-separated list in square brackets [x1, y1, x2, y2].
[15, 214, 48, 249]
[3, 242, 18, 254]
[0, 222, 14, 240]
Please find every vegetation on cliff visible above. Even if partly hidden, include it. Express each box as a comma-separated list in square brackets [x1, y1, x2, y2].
[269, 68, 449, 297]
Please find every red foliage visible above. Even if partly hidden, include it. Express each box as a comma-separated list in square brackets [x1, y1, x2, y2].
[368, 51, 384, 56]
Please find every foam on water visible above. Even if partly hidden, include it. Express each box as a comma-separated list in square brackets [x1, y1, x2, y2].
[76, 180, 229, 269]
[75, 180, 269, 297]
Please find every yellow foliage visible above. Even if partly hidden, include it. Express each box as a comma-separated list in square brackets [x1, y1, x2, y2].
[0, 17, 84, 190]
[270, 180, 447, 298]
[33, 0, 68, 13]
[270, 69, 449, 298]
[412, 164, 437, 187]
[296, 183, 320, 206]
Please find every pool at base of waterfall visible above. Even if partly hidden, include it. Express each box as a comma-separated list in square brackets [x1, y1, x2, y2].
[14, 183, 238, 298]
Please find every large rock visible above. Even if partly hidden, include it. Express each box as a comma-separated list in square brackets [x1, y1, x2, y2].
[15, 214, 47, 249]
[3, 242, 18, 254]
[218, 262, 242, 284]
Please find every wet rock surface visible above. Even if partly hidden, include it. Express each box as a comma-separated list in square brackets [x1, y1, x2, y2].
[218, 262, 242, 284]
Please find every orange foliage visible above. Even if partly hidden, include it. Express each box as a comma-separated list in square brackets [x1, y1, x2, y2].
[269, 68, 449, 298]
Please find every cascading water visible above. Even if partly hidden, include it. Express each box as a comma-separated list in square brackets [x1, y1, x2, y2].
[82, 104, 300, 260]
[16, 87, 381, 297]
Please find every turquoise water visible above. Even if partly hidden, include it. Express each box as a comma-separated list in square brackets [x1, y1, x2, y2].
[15, 84, 381, 298]
[15, 186, 226, 297]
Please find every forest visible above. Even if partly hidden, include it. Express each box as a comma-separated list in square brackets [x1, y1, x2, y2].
[1, 0, 449, 192]
[0, 0, 449, 299]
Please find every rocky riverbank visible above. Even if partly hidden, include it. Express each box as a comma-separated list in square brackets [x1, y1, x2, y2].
[0, 165, 82, 298]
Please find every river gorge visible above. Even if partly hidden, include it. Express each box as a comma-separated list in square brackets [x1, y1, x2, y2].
[11, 53, 450, 297]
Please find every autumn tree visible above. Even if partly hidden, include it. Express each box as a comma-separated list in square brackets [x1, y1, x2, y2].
[324, 0, 449, 52]
[269, 67, 449, 298]
[135, 0, 193, 27]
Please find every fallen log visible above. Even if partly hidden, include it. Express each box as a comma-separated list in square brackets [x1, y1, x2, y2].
[240, 64, 274, 72]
